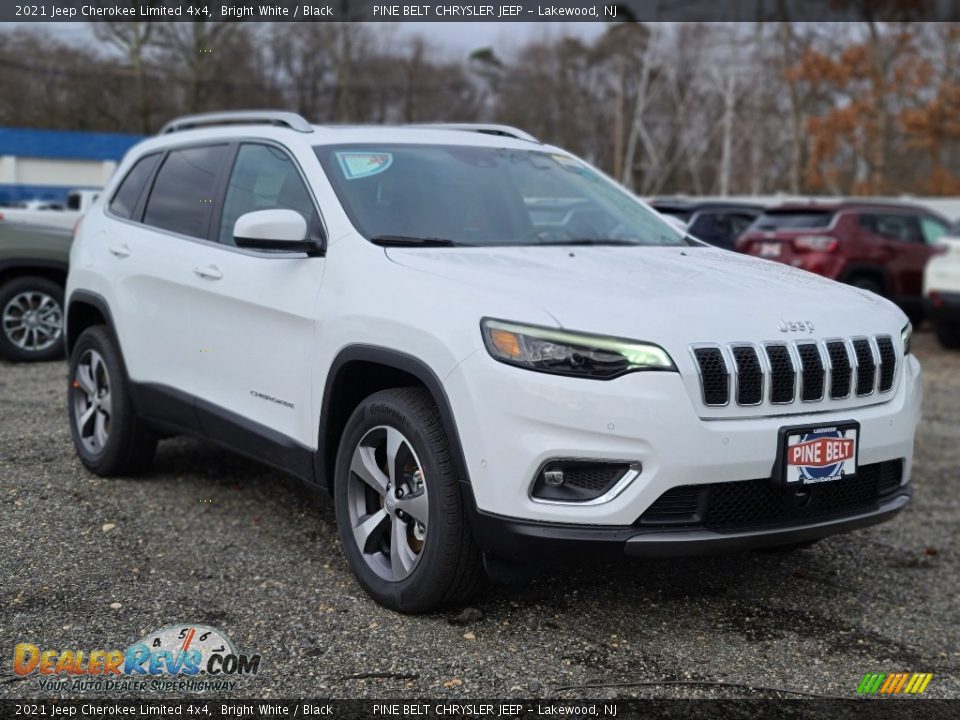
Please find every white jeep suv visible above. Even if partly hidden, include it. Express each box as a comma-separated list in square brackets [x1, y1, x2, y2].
[66, 111, 921, 612]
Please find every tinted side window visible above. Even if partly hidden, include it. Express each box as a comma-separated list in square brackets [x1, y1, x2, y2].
[218, 144, 318, 245]
[143, 145, 229, 238]
[109, 154, 161, 220]
[859, 214, 923, 243]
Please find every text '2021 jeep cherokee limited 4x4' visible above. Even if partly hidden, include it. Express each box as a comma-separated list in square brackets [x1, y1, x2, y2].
[65, 112, 921, 613]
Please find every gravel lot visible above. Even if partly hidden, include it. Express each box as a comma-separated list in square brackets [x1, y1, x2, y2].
[1, 329, 958, 700]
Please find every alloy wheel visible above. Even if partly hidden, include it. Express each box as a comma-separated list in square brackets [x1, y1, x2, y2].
[346, 425, 429, 581]
[71, 349, 112, 455]
[2, 291, 63, 352]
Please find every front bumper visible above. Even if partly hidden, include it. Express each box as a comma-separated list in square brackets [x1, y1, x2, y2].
[467, 485, 911, 561]
[445, 350, 922, 526]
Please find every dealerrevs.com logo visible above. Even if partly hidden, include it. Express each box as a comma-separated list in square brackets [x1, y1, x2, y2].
[13, 624, 260, 693]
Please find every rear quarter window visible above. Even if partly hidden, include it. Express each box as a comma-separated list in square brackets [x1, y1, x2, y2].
[109, 153, 161, 220]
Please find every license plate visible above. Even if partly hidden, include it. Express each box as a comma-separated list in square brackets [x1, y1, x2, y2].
[759, 242, 782, 257]
[777, 422, 859, 485]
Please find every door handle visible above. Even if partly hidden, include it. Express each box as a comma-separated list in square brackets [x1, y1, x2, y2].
[193, 265, 223, 280]
[108, 243, 131, 258]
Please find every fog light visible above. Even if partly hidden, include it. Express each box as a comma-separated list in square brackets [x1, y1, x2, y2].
[543, 469, 565, 486]
[531, 460, 640, 504]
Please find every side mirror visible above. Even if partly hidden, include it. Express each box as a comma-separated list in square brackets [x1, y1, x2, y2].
[233, 209, 322, 255]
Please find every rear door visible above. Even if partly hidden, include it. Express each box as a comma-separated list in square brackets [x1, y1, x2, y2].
[110, 143, 231, 409]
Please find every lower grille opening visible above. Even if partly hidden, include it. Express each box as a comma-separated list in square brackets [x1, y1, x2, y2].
[532, 460, 634, 503]
[636, 459, 904, 531]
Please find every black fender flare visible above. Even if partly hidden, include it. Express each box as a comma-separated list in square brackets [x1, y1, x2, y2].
[65, 289, 121, 358]
[316, 345, 473, 494]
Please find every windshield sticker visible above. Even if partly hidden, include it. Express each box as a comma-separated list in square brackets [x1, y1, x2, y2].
[550, 153, 589, 175]
[551, 154, 579, 167]
[336, 152, 393, 180]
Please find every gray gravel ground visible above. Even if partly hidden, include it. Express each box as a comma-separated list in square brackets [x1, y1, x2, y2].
[1, 329, 958, 700]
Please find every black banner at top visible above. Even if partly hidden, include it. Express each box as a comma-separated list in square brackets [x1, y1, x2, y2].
[8, 0, 960, 23]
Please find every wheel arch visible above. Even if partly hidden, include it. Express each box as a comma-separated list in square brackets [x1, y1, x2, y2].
[0, 260, 68, 290]
[66, 290, 119, 358]
[317, 345, 472, 493]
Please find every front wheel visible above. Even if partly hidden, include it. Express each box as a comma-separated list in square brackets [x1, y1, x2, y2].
[334, 388, 484, 613]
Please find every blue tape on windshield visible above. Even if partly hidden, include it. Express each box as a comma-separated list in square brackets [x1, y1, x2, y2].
[336, 151, 393, 180]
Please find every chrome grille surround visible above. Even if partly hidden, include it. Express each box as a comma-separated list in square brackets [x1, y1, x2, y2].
[690, 335, 897, 408]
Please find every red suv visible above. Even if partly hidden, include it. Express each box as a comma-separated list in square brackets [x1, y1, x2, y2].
[736, 202, 950, 320]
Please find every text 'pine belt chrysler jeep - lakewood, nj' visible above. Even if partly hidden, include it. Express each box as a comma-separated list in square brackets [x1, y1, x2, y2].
[65, 111, 921, 612]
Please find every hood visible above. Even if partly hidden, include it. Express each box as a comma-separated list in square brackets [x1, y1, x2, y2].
[385, 245, 905, 347]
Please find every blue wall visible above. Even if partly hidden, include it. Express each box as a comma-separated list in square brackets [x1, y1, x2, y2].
[0, 183, 98, 205]
[0, 127, 146, 205]
[0, 127, 145, 161]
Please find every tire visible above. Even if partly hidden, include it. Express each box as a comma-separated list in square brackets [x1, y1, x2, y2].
[334, 387, 484, 613]
[0, 276, 65, 362]
[755, 539, 821, 554]
[934, 319, 960, 349]
[67, 325, 157, 476]
[933, 320, 960, 350]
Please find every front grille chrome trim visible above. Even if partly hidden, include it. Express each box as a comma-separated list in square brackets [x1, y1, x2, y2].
[763, 342, 798, 405]
[690, 335, 897, 409]
[690, 344, 731, 407]
[730, 342, 764, 407]
[796, 341, 827, 402]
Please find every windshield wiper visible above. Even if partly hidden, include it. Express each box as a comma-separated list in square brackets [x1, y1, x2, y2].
[534, 238, 639, 247]
[370, 235, 465, 247]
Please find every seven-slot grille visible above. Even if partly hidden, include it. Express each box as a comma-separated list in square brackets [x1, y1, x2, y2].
[691, 336, 896, 408]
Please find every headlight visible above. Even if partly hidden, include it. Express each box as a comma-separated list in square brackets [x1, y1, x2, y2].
[901, 321, 912, 355]
[480, 318, 676, 379]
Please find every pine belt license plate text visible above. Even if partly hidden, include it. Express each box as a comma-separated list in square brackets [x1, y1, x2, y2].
[782, 423, 859, 485]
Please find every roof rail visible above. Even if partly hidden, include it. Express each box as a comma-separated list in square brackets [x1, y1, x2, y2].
[159, 110, 314, 135]
[411, 123, 540, 143]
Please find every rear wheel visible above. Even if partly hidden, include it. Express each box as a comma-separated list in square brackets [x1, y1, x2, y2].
[334, 387, 484, 613]
[0, 276, 65, 362]
[934, 319, 960, 349]
[68, 325, 157, 476]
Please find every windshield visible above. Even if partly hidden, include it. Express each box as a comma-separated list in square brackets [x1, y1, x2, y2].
[748, 210, 835, 231]
[315, 144, 686, 247]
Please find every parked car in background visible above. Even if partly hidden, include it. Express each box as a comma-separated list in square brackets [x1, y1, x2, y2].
[13, 199, 65, 211]
[0, 221, 71, 361]
[650, 199, 762, 250]
[0, 189, 99, 230]
[736, 202, 950, 321]
[924, 221, 960, 348]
